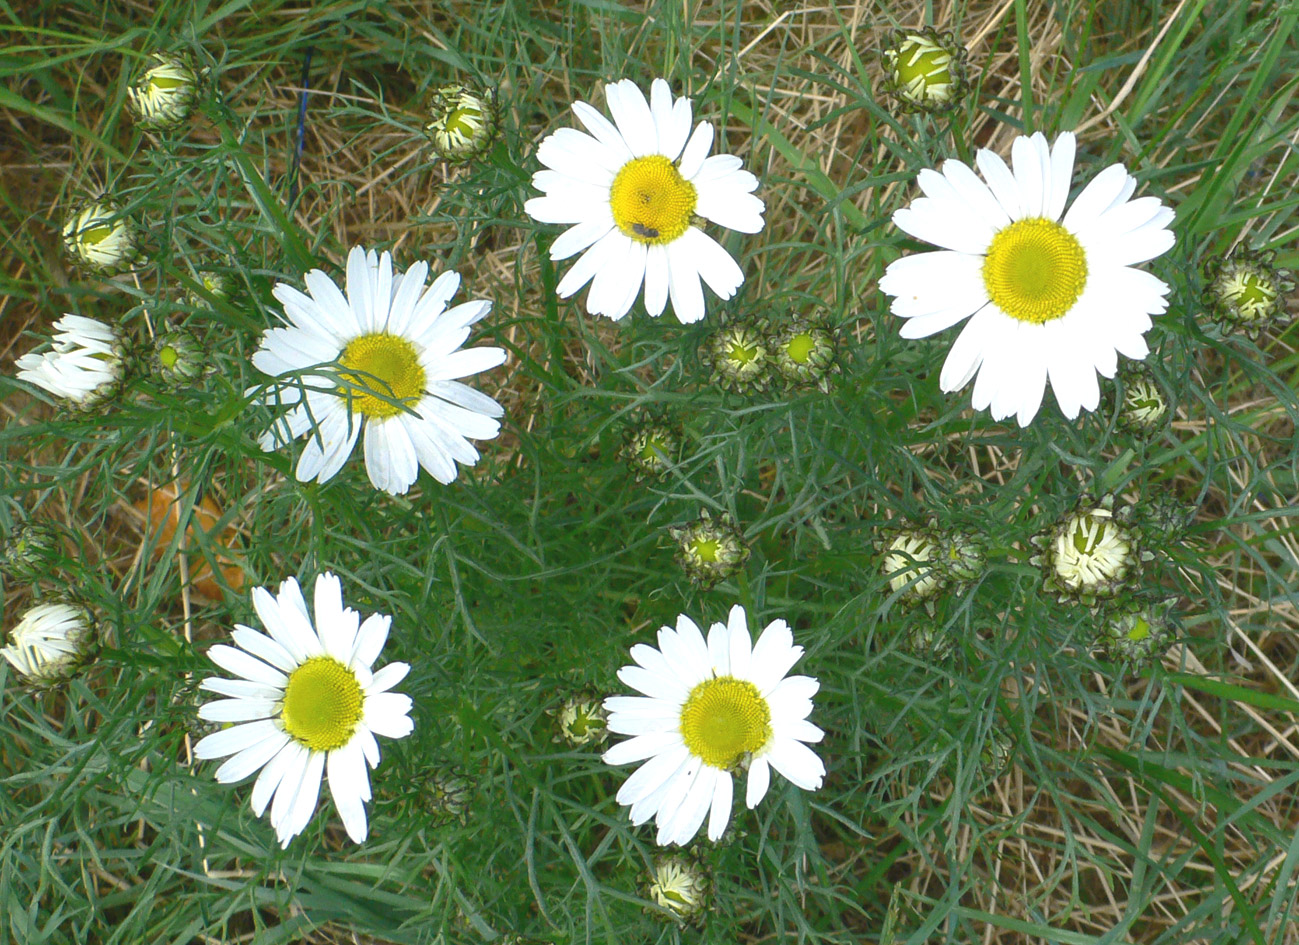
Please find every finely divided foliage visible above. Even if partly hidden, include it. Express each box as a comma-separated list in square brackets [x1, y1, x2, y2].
[1, 2, 1298, 945]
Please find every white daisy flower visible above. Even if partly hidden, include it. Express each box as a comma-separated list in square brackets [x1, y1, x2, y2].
[1, 601, 95, 683]
[879, 131, 1175, 426]
[194, 572, 414, 848]
[252, 245, 507, 495]
[524, 77, 765, 324]
[14, 315, 125, 409]
[602, 604, 825, 846]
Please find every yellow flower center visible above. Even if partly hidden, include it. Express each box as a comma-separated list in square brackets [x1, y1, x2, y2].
[280, 657, 364, 752]
[679, 676, 772, 769]
[892, 36, 955, 102]
[150, 74, 187, 91]
[158, 345, 180, 368]
[638, 435, 670, 462]
[982, 218, 1088, 324]
[80, 225, 114, 246]
[1222, 271, 1277, 320]
[727, 341, 761, 364]
[689, 537, 721, 562]
[609, 155, 697, 245]
[1127, 617, 1151, 642]
[338, 332, 426, 419]
[784, 332, 816, 364]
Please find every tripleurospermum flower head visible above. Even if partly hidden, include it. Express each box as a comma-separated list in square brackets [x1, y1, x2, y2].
[1, 521, 63, 582]
[1115, 363, 1170, 435]
[126, 53, 199, 130]
[252, 245, 507, 495]
[14, 315, 127, 411]
[524, 77, 765, 324]
[603, 604, 825, 846]
[193, 572, 414, 847]
[881, 27, 971, 114]
[648, 854, 710, 924]
[879, 131, 1175, 426]
[1095, 597, 1178, 664]
[619, 416, 681, 480]
[425, 84, 500, 163]
[1203, 248, 1294, 339]
[670, 509, 750, 588]
[1031, 496, 1147, 608]
[1, 600, 97, 686]
[185, 270, 232, 308]
[554, 694, 608, 747]
[149, 326, 208, 385]
[701, 319, 771, 392]
[769, 315, 840, 391]
[62, 200, 140, 275]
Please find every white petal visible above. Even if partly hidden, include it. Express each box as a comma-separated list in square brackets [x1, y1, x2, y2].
[550, 217, 616, 262]
[367, 661, 409, 694]
[364, 693, 414, 738]
[327, 739, 370, 843]
[251, 740, 304, 817]
[280, 749, 325, 847]
[605, 79, 656, 158]
[745, 756, 771, 808]
[975, 147, 1023, 220]
[206, 644, 287, 688]
[706, 767, 734, 840]
[199, 697, 278, 723]
[766, 737, 826, 791]
[603, 730, 684, 766]
[1062, 164, 1132, 232]
[571, 100, 633, 163]
[643, 244, 670, 317]
[555, 230, 625, 300]
[650, 78, 691, 161]
[194, 718, 280, 760]
[1045, 132, 1076, 222]
[677, 121, 714, 181]
[665, 237, 706, 324]
[213, 730, 291, 784]
[351, 613, 391, 670]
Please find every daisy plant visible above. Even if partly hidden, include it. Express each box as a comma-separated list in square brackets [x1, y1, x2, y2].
[252, 245, 507, 495]
[194, 572, 413, 848]
[880, 131, 1175, 426]
[524, 77, 765, 324]
[602, 605, 825, 846]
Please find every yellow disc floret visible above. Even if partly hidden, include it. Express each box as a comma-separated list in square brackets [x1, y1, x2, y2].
[679, 676, 772, 769]
[280, 657, 364, 751]
[338, 332, 426, 419]
[982, 218, 1088, 324]
[609, 155, 697, 245]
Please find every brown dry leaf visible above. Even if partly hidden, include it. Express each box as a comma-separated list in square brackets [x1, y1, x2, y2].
[133, 481, 245, 601]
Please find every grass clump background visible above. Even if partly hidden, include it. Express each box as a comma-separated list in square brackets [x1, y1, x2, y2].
[2, 0, 1299, 943]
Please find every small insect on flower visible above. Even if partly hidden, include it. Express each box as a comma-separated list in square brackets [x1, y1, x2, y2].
[126, 53, 199, 131]
[631, 222, 660, 239]
[425, 84, 500, 163]
[62, 201, 140, 276]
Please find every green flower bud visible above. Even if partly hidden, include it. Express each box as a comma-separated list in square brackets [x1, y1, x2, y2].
[425, 85, 500, 163]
